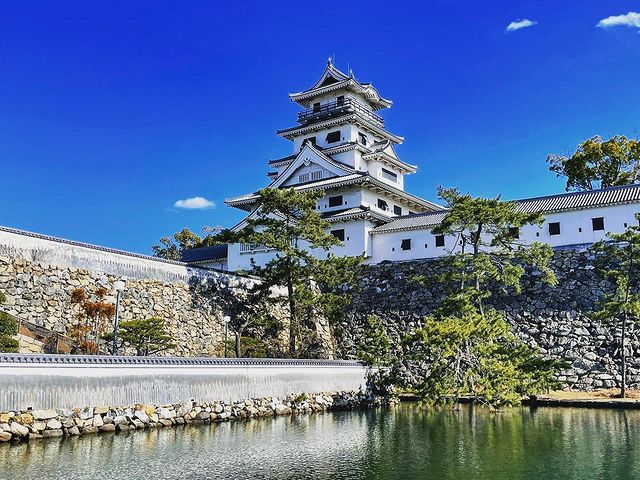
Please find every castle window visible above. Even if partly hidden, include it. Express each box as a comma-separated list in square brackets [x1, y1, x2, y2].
[298, 173, 310, 183]
[336, 95, 344, 106]
[435, 235, 445, 247]
[381, 168, 398, 182]
[313, 102, 321, 113]
[358, 132, 368, 146]
[401, 239, 412, 251]
[328, 195, 343, 207]
[310, 170, 323, 181]
[394, 205, 402, 216]
[377, 199, 389, 211]
[549, 222, 561, 236]
[592, 217, 605, 231]
[331, 229, 345, 241]
[306, 136, 316, 145]
[326, 131, 341, 143]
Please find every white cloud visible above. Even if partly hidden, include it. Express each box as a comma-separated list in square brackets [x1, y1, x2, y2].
[597, 11, 640, 30]
[506, 19, 537, 32]
[174, 196, 215, 210]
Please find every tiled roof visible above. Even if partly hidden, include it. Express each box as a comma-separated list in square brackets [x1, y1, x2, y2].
[371, 211, 449, 234]
[321, 206, 392, 223]
[514, 183, 640, 214]
[372, 184, 640, 234]
[181, 245, 228, 263]
[226, 173, 443, 212]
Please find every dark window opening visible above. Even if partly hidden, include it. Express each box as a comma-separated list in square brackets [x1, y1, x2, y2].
[435, 235, 445, 247]
[358, 132, 368, 146]
[381, 168, 398, 182]
[306, 136, 316, 145]
[326, 131, 341, 143]
[331, 229, 345, 241]
[328, 195, 343, 207]
[424, 243, 428, 248]
[394, 205, 402, 216]
[336, 95, 344, 106]
[592, 217, 605, 231]
[508, 227, 519, 238]
[549, 222, 561, 236]
[578, 227, 582, 232]
[401, 239, 411, 251]
[624, 223, 628, 228]
[313, 102, 321, 113]
[377, 199, 389, 211]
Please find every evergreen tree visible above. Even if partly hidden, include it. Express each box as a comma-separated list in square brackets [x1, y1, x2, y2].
[103, 317, 175, 356]
[214, 188, 362, 357]
[0, 290, 19, 353]
[591, 217, 640, 398]
[152, 227, 203, 260]
[403, 187, 562, 408]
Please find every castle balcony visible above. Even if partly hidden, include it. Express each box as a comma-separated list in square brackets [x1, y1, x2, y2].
[297, 97, 384, 127]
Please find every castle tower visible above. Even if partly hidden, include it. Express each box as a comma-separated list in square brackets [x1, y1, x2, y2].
[225, 61, 442, 270]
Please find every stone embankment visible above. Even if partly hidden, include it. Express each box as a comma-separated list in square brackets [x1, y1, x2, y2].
[341, 249, 640, 390]
[0, 391, 384, 444]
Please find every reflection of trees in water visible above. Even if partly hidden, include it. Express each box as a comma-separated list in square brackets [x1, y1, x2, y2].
[2, 407, 640, 480]
[358, 405, 640, 479]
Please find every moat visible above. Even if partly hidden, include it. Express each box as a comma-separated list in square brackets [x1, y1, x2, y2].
[2, 404, 639, 480]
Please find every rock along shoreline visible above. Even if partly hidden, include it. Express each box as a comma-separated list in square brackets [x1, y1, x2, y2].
[0, 391, 390, 445]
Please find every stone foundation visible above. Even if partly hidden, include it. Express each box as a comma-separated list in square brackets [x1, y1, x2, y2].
[340, 249, 639, 390]
[0, 391, 384, 444]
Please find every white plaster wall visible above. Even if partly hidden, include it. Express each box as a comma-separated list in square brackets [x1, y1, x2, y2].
[369, 203, 640, 263]
[0, 360, 370, 410]
[0, 227, 241, 285]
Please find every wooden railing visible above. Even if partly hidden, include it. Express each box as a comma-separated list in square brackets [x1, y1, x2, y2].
[297, 98, 384, 126]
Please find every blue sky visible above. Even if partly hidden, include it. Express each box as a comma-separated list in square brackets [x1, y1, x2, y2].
[1, 1, 639, 254]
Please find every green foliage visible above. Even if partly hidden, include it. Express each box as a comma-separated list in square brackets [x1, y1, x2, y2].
[103, 317, 174, 356]
[547, 135, 640, 191]
[590, 216, 640, 397]
[404, 188, 560, 408]
[0, 291, 19, 353]
[212, 188, 363, 357]
[357, 315, 392, 367]
[404, 303, 562, 408]
[152, 227, 204, 260]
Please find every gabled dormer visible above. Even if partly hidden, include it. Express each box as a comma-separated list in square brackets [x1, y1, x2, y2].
[269, 141, 357, 188]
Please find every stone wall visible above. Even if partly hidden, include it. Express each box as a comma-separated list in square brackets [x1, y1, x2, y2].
[339, 249, 637, 390]
[0, 390, 382, 444]
[0, 227, 273, 357]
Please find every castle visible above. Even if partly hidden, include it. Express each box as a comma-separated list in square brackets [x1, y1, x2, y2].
[191, 60, 640, 272]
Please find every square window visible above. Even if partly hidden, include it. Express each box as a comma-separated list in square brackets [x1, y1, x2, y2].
[298, 173, 309, 183]
[331, 229, 345, 241]
[313, 102, 321, 113]
[336, 95, 344, 106]
[358, 132, 368, 146]
[549, 222, 560, 235]
[381, 168, 398, 182]
[394, 205, 402, 216]
[592, 217, 605, 231]
[377, 199, 389, 211]
[325, 131, 341, 143]
[435, 235, 445, 247]
[328, 195, 343, 207]
[401, 239, 411, 251]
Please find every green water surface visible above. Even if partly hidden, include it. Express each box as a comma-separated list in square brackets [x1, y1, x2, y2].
[1, 404, 639, 479]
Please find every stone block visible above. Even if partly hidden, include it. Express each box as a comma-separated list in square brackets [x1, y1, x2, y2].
[32, 409, 57, 420]
[42, 429, 63, 438]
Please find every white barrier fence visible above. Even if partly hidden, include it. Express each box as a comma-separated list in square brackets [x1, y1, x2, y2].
[0, 354, 369, 411]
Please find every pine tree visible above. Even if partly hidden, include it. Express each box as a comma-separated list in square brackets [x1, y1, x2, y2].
[0, 290, 19, 353]
[403, 187, 563, 408]
[591, 217, 640, 398]
[214, 188, 362, 357]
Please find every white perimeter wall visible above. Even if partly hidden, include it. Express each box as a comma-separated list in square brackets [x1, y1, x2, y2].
[369, 203, 640, 263]
[0, 360, 370, 410]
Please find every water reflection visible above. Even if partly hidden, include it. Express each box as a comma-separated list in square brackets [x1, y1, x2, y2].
[2, 405, 640, 480]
